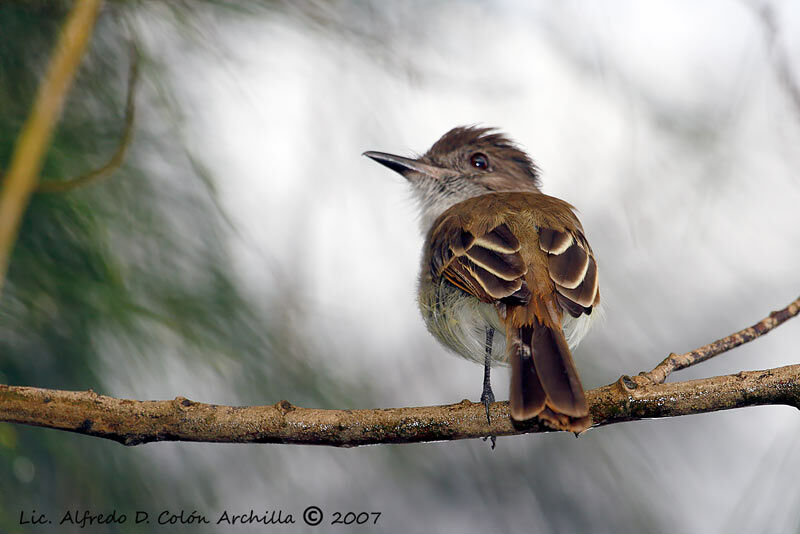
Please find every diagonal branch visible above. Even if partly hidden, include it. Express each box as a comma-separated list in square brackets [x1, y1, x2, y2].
[36, 42, 140, 194]
[0, 293, 798, 447]
[638, 294, 800, 385]
[0, 0, 103, 293]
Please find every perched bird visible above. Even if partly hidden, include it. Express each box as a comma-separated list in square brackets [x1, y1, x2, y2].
[364, 126, 599, 434]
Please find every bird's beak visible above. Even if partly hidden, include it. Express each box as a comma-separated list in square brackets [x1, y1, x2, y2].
[363, 151, 450, 181]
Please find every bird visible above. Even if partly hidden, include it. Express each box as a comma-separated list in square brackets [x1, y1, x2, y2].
[364, 126, 599, 435]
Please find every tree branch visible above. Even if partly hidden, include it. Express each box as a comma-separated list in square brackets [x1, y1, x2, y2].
[0, 0, 103, 292]
[36, 42, 139, 194]
[0, 365, 798, 447]
[0, 294, 798, 447]
[638, 294, 800, 385]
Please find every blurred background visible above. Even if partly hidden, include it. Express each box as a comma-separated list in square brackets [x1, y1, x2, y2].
[1, 1, 800, 532]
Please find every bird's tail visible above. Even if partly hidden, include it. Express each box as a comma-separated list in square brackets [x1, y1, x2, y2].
[508, 321, 591, 432]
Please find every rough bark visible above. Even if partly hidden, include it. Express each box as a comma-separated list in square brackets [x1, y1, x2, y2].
[0, 364, 798, 447]
[2, 295, 799, 447]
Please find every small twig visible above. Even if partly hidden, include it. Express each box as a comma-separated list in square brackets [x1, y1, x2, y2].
[36, 43, 139, 194]
[639, 294, 800, 385]
[0, 0, 103, 293]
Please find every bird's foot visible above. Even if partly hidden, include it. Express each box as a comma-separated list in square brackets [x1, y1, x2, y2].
[480, 386, 495, 424]
[480, 386, 496, 449]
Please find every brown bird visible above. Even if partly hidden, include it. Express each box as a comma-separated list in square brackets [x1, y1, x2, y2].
[364, 126, 599, 434]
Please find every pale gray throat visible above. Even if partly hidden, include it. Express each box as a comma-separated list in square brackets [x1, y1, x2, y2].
[411, 176, 486, 234]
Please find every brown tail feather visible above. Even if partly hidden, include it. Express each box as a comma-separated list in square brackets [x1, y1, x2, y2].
[509, 326, 545, 420]
[509, 322, 591, 432]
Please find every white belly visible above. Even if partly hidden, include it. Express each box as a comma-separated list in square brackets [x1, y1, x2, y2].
[418, 280, 509, 365]
[418, 279, 596, 366]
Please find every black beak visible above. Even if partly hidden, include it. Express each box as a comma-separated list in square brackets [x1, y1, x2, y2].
[363, 151, 450, 180]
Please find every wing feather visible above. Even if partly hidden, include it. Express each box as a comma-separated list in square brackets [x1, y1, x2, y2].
[427, 193, 600, 317]
[429, 221, 527, 303]
[539, 228, 599, 317]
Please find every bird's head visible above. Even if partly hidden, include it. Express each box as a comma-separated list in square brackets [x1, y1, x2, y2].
[364, 126, 541, 231]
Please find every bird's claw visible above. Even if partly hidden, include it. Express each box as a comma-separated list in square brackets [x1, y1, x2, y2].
[480, 388, 497, 449]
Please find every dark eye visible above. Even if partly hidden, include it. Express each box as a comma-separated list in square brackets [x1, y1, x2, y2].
[470, 153, 489, 170]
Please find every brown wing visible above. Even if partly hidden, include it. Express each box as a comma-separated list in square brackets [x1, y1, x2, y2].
[539, 228, 600, 318]
[428, 218, 531, 304]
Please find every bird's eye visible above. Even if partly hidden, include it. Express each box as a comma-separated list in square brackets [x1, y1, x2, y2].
[470, 153, 489, 170]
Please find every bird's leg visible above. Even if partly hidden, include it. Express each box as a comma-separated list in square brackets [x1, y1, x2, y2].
[481, 328, 496, 421]
[481, 327, 496, 449]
